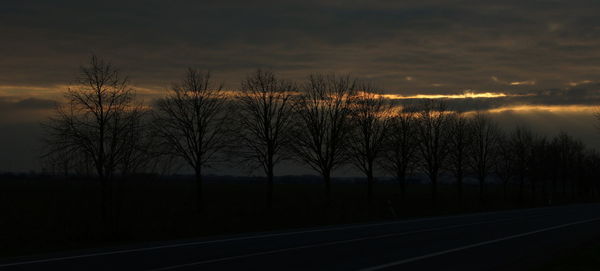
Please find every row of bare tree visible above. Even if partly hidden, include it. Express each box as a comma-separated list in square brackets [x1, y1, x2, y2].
[43, 56, 600, 224]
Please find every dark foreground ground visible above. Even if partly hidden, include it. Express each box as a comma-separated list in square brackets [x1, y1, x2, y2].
[534, 237, 600, 271]
[0, 176, 594, 264]
[1, 204, 600, 270]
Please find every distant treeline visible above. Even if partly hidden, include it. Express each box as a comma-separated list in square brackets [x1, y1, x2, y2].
[40, 55, 600, 225]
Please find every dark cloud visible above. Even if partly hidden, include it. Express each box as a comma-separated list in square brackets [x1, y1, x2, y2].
[12, 98, 57, 110]
[1, 0, 600, 93]
[0, 97, 57, 126]
[0, 97, 57, 110]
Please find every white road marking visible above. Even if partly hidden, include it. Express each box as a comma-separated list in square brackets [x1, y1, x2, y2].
[0, 207, 547, 268]
[359, 217, 600, 271]
[146, 217, 527, 271]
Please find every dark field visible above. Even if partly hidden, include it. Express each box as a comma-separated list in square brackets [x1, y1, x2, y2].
[534, 238, 600, 271]
[0, 175, 584, 259]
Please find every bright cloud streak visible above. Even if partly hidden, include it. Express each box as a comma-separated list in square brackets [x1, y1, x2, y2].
[492, 76, 536, 86]
[509, 80, 536, 86]
[487, 105, 597, 114]
[381, 91, 509, 99]
[567, 80, 593, 87]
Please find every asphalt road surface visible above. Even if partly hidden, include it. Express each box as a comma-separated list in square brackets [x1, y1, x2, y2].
[2, 204, 600, 271]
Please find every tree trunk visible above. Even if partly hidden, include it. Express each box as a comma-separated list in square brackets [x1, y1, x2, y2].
[542, 178, 548, 205]
[267, 165, 274, 209]
[518, 176, 525, 205]
[100, 175, 114, 238]
[367, 171, 374, 205]
[562, 177, 567, 200]
[112, 177, 120, 238]
[456, 174, 463, 208]
[571, 179, 577, 202]
[100, 178, 108, 228]
[531, 179, 536, 207]
[195, 167, 204, 213]
[431, 174, 438, 208]
[551, 177, 557, 205]
[478, 176, 485, 208]
[596, 181, 600, 201]
[503, 179, 508, 202]
[324, 171, 332, 205]
[397, 172, 406, 202]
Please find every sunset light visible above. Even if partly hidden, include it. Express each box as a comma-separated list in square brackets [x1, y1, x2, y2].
[2, 2, 600, 270]
[381, 91, 509, 99]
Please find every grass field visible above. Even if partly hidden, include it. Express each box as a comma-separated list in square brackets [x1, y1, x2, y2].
[0, 175, 582, 258]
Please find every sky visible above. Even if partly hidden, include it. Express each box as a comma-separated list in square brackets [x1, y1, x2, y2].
[0, 0, 599, 173]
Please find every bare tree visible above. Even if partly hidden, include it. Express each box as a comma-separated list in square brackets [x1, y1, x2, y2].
[530, 135, 550, 206]
[509, 126, 535, 205]
[41, 145, 93, 176]
[383, 105, 418, 201]
[291, 74, 356, 202]
[153, 68, 229, 212]
[495, 132, 514, 201]
[446, 112, 471, 206]
[582, 149, 600, 200]
[348, 86, 392, 204]
[43, 55, 144, 227]
[235, 69, 295, 208]
[414, 100, 451, 204]
[468, 112, 501, 207]
[551, 132, 585, 201]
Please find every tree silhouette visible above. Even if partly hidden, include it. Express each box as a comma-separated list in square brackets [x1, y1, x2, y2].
[153, 68, 229, 212]
[509, 126, 535, 205]
[530, 136, 550, 205]
[291, 74, 356, 203]
[551, 132, 585, 201]
[383, 105, 418, 201]
[43, 55, 144, 229]
[447, 112, 471, 207]
[495, 132, 515, 201]
[468, 112, 501, 207]
[414, 100, 451, 205]
[348, 86, 392, 204]
[235, 69, 295, 208]
[583, 150, 600, 200]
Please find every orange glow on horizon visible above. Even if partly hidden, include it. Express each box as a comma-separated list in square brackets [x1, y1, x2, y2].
[487, 105, 596, 114]
[1, 85, 596, 117]
[380, 91, 510, 99]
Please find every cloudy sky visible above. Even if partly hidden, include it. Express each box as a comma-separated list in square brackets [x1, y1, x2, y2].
[1, 0, 599, 172]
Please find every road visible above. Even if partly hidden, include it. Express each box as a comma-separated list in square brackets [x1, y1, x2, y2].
[2, 204, 600, 270]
